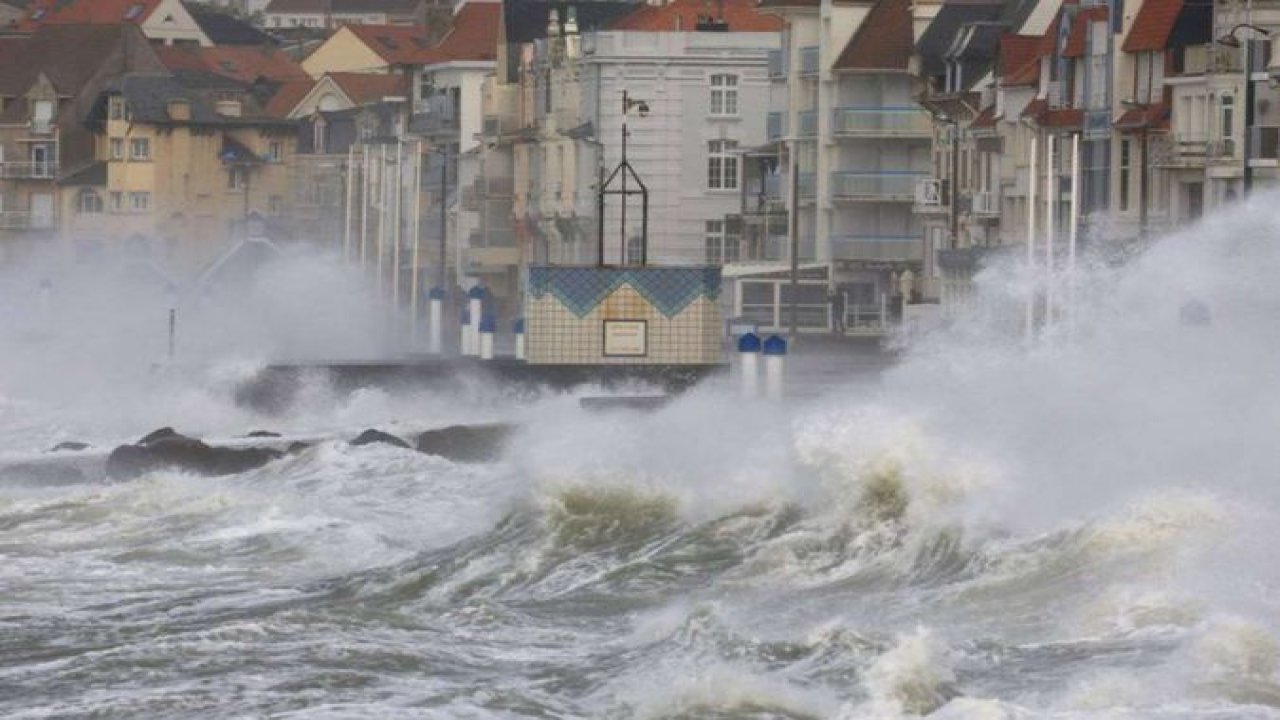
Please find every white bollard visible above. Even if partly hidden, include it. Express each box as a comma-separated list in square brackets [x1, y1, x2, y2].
[514, 318, 526, 361]
[763, 335, 787, 401]
[428, 288, 444, 355]
[459, 307, 472, 356]
[737, 332, 761, 399]
[466, 286, 485, 358]
[479, 314, 495, 360]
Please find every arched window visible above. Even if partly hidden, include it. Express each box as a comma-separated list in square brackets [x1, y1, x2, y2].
[318, 93, 340, 112]
[77, 188, 103, 214]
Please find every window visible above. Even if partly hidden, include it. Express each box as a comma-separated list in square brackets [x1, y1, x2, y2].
[228, 167, 246, 190]
[110, 191, 124, 212]
[110, 138, 124, 160]
[267, 140, 283, 162]
[31, 99, 53, 130]
[1119, 139, 1131, 211]
[708, 139, 739, 190]
[130, 137, 150, 160]
[1220, 95, 1235, 142]
[77, 189, 103, 214]
[705, 219, 741, 264]
[269, 195, 283, 214]
[109, 96, 125, 121]
[129, 191, 150, 212]
[710, 74, 739, 116]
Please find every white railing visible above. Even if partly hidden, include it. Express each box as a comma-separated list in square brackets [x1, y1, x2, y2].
[971, 190, 999, 215]
[0, 211, 32, 230]
[0, 162, 58, 179]
[831, 171, 924, 201]
[832, 107, 932, 136]
[29, 120, 54, 135]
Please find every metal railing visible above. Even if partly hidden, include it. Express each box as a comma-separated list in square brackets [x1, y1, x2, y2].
[831, 171, 925, 201]
[831, 234, 923, 261]
[0, 211, 31, 229]
[29, 120, 54, 135]
[971, 190, 999, 215]
[799, 46, 820, 75]
[0, 161, 58, 179]
[832, 107, 932, 136]
[797, 110, 818, 137]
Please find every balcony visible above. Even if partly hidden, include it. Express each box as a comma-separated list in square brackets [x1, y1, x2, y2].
[1162, 133, 1209, 166]
[797, 172, 816, 200]
[970, 190, 999, 216]
[831, 171, 924, 202]
[0, 211, 31, 229]
[411, 95, 460, 136]
[797, 110, 817, 137]
[766, 111, 786, 141]
[799, 46, 820, 76]
[831, 234, 923, 262]
[0, 161, 58, 179]
[832, 107, 932, 138]
[29, 119, 54, 136]
[767, 49, 786, 79]
[914, 178, 949, 212]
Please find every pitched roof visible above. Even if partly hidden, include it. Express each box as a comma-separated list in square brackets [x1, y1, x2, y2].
[17, 0, 162, 30]
[265, 0, 422, 12]
[415, 2, 500, 64]
[264, 78, 315, 117]
[156, 45, 308, 85]
[1122, 0, 1181, 52]
[915, 0, 1003, 77]
[58, 160, 107, 186]
[1114, 100, 1170, 130]
[105, 72, 295, 126]
[329, 71, 408, 104]
[970, 104, 997, 128]
[344, 23, 432, 64]
[1063, 6, 1106, 58]
[0, 24, 145, 96]
[502, 0, 638, 44]
[1021, 98, 1083, 128]
[998, 33, 1040, 76]
[834, 0, 913, 72]
[609, 0, 781, 32]
[185, 3, 275, 46]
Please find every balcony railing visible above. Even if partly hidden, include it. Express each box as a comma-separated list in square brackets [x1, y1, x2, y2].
[831, 234, 923, 262]
[412, 95, 460, 135]
[915, 178, 948, 207]
[0, 211, 31, 229]
[797, 110, 818, 137]
[767, 49, 786, 79]
[766, 111, 785, 141]
[29, 120, 54, 135]
[832, 107, 932, 137]
[0, 161, 58, 179]
[971, 190, 999, 215]
[799, 46, 820, 75]
[831, 171, 925, 201]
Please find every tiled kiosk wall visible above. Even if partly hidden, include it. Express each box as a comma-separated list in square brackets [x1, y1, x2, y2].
[525, 266, 724, 365]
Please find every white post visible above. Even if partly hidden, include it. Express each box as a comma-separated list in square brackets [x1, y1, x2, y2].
[763, 334, 787, 401]
[392, 140, 403, 325]
[360, 145, 370, 269]
[344, 145, 355, 261]
[466, 287, 484, 357]
[479, 315, 495, 360]
[737, 332, 761, 399]
[1045, 133, 1056, 327]
[460, 305, 472, 356]
[1025, 134, 1038, 343]
[428, 288, 443, 355]
[1068, 133, 1080, 333]
[410, 142, 423, 347]
[377, 143, 387, 300]
[514, 318, 526, 361]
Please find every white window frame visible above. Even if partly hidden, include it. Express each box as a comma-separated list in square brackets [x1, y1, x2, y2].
[77, 188, 103, 214]
[708, 139, 739, 190]
[129, 191, 150, 213]
[130, 137, 150, 161]
[709, 74, 739, 117]
[109, 191, 124, 212]
[704, 219, 741, 265]
[267, 140, 283, 162]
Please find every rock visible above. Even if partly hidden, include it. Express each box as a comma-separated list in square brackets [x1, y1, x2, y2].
[49, 441, 90, 452]
[0, 462, 85, 485]
[137, 427, 181, 446]
[106, 431, 283, 481]
[415, 424, 514, 463]
[243, 430, 282, 438]
[286, 441, 311, 455]
[350, 429, 411, 449]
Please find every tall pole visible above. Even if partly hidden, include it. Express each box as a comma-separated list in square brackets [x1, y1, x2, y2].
[1243, 36, 1256, 195]
[344, 145, 355, 260]
[1045, 133, 1056, 325]
[438, 146, 448, 291]
[411, 141, 423, 344]
[378, 143, 388, 300]
[620, 120, 628, 264]
[948, 121, 959, 249]
[597, 163, 606, 265]
[788, 140, 799, 338]
[1068, 133, 1080, 332]
[361, 145, 370, 269]
[1025, 134, 1038, 342]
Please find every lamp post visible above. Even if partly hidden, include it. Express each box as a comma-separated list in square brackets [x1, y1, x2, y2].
[1217, 23, 1271, 195]
[597, 90, 650, 266]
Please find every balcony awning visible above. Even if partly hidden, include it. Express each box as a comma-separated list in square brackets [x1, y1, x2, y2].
[1114, 102, 1170, 131]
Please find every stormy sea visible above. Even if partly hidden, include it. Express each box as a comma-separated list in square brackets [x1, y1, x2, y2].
[2, 200, 1280, 719]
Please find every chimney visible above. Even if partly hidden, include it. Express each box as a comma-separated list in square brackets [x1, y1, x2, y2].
[167, 99, 191, 120]
[547, 8, 559, 37]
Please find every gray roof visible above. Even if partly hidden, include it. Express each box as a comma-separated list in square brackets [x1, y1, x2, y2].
[95, 73, 297, 128]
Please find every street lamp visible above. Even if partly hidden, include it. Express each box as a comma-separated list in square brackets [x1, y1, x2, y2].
[597, 90, 650, 266]
[1217, 23, 1271, 195]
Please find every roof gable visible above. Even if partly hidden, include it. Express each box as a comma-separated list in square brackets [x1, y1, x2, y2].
[1122, 0, 1180, 52]
[415, 2, 500, 65]
[835, 0, 913, 72]
[157, 45, 308, 85]
[345, 23, 432, 64]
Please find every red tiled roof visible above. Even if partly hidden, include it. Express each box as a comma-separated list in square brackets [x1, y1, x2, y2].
[1122, 0, 1182, 52]
[1022, 98, 1083, 128]
[329, 71, 409, 104]
[414, 2, 500, 64]
[970, 104, 997, 128]
[1063, 6, 1107, 58]
[1114, 100, 1170, 130]
[345, 23, 432, 65]
[17, 0, 162, 31]
[264, 79, 315, 117]
[156, 45, 309, 85]
[999, 34, 1041, 77]
[611, 0, 781, 32]
[1004, 57, 1040, 87]
[834, 0, 912, 71]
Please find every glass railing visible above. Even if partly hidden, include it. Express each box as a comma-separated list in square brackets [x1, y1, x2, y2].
[831, 107, 932, 136]
[831, 171, 925, 200]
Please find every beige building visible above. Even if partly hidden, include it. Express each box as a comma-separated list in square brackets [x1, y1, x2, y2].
[16, 0, 212, 46]
[60, 73, 297, 274]
[301, 23, 434, 78]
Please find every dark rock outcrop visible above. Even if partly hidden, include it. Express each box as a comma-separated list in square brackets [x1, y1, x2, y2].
[415, 424, 515, 463]
[243, 430, 282, 438]
[49, 441, 91, 452]
[350, 429, 411, 449]
[106, 430, 282, 481]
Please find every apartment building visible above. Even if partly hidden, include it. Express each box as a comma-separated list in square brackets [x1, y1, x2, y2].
[264, 0, 433, 29]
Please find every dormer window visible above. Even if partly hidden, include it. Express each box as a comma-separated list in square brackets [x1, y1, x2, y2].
[31, 99, 54, 133]
[109, 96, 126, 121]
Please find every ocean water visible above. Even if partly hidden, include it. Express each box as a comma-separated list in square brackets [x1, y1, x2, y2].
[2, 200, 1280, 718]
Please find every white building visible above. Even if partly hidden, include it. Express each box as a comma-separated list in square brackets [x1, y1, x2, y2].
[263, 0, 429, 29]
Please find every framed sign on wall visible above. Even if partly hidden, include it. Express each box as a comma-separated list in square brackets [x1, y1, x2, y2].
[603, 319, 648, 357]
